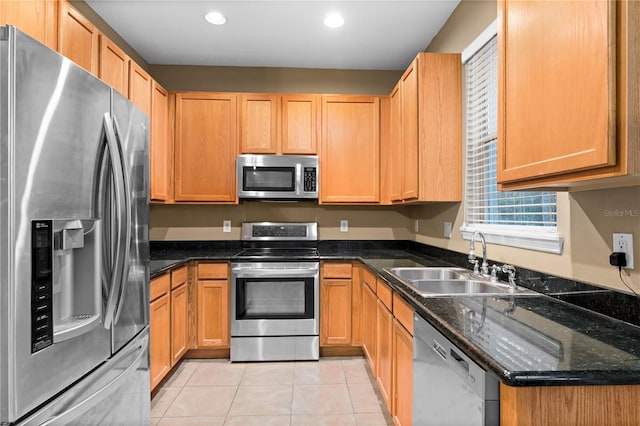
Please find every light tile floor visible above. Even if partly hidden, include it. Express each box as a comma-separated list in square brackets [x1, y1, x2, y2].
[151, 358, 393, 425]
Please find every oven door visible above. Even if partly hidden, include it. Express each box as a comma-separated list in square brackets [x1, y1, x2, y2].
[231, 262, 319, 336]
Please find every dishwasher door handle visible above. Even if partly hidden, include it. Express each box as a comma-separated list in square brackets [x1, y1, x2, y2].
[432, 340, 447, 361]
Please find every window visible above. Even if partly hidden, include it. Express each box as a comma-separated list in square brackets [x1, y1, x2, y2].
[461, 22, 563, 254]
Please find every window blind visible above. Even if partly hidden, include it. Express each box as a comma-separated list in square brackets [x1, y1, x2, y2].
[465, 36, 557, 229]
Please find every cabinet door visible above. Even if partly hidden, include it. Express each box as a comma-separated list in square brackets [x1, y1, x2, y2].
[392, 319, 413, 426]
[321, 96, 380, 203]
[0, 0, 57, 49]
[150, 292, 171, 390]
[400, 60, 419, 200]
[498, 0, 615, 183]
[171, 284, 188, 365]
[150, 82, 171, 201]
[389, 84, 403, 202]
[197, 279, 229, 348]
[58, 0, 99, 75]
[128, 61, 152, 117]
[240, 94, 278, 154]
[174, 92, 238, 202]
[362, 283, 377, 374]
[320, 279, 352, 346]
[282, 94, 318, 154]
[99, 35, 129, 96]
[376, 299, 393, 412]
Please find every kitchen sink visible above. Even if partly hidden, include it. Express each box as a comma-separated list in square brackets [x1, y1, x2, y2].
[387, 267, 468, 281]
[384, 267, 535, 297]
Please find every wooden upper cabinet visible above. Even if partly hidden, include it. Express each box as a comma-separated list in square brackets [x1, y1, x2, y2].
[281, 94, 318, 154]
[58, 0, 99, 75]
[239, 94, 318, 154]
[174, 92, 238, 202]
[400, 61, 419, 201]
[385, 53, 461, 203]
[320, 96, 380, 203]
[99, 35, 129, 96]
[0, 0, 58, 49]
[497, 0, 639, 190]
[240, 94, 278, 153]
[389, 84, 402, 202]
[150, 82, 172, 202]
[128, 61, 152, 117]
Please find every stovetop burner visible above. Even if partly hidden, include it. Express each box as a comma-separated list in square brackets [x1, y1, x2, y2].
[234, 222, 319, 261]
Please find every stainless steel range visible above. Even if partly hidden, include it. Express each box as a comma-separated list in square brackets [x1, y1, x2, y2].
[230, 222, 320, 362]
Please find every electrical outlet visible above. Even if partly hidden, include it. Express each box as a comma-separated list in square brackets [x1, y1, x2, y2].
[613, 233, 634, 269]
[223, 220, 231, 233]
[414, 219, 419, 233]
[340, 220, 348, 232]
[444, 222, 452, 239]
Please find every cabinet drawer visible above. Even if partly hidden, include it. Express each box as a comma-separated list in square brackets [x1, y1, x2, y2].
[393, 292, 414, 335]
[197, 262, 228, 279]
[322, 262, 352, 278]
[361, 267, 377, 293]
[171, 265, 188, 289]
[377, 279, 392, 310]
[150, 273, 170, 302]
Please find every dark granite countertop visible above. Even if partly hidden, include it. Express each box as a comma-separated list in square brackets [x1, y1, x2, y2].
[150, 240, 640, 386]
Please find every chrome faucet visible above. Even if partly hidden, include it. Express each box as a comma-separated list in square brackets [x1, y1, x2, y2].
[502, 264, 517, 291]
[468, 231, 489, 275]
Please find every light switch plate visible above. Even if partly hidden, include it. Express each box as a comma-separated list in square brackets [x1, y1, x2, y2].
[340, 220, 348, 232]
[223, 220, 231, 233]
[414, 219, 419, 233]
[613, 233, 634, 269]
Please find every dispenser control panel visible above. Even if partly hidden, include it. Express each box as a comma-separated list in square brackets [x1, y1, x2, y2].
[31, 220, 53, 352]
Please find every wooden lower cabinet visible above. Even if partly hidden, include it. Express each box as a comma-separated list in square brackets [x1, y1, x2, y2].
[150, 274, 171, 391]
[392, 319, 413, 426]
[170, 283, 188, 364]
[320, 262, 353, 347]
[376, 298, 393, 412]
[196, 263, 230, 348]
[362, 282, 378, 373]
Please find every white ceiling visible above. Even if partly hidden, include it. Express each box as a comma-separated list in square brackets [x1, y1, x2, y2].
[85, 0, 461, 71]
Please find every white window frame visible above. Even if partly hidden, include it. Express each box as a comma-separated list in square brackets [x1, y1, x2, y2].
[460, 20, 563, 255]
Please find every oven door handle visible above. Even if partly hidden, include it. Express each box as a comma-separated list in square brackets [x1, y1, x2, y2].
[232, 267, 318, 278]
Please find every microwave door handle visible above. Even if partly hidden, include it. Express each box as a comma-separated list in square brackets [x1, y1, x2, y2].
[295, 163, 302, 195]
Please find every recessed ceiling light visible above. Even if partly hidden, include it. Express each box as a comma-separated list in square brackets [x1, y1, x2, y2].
[324, 13, 344, 29]
[205, 11, 226, 25]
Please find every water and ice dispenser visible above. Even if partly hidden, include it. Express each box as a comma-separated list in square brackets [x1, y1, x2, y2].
[31, 219, 102, 353]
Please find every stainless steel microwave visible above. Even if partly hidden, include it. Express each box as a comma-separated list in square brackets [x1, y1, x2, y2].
[236, 154, 319, 200]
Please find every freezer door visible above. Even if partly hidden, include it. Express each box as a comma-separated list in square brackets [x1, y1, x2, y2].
[110, 91, 150, 354]
[19, 328, 150, 426]
[0, 27, 112, 422]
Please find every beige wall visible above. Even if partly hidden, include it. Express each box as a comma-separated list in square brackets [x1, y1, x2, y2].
[149, 65, 400, 95]
[150, 203, 413, 241]
[413, 0, 640, 293]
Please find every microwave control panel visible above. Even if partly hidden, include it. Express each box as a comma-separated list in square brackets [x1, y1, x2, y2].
[303, 167, 317, 192]
[31, 220, 53, 353]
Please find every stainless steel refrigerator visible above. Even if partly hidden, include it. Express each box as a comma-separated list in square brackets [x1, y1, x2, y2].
[0, 26, 150, 425]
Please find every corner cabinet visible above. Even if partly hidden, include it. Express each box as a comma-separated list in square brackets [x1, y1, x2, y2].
[174, 92, 238, 202]
[320, 96, 380, 203]
[386, 53, 462, 203]
[497, 0, 639, 190]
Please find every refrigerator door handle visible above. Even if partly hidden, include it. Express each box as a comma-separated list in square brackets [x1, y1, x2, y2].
[101, 113, 128, 329]
[37, 334, 149, 426]
[111, 116, 132, 324]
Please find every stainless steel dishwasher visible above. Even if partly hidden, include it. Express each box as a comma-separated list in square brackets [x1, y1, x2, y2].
[413, 314, 499, 425]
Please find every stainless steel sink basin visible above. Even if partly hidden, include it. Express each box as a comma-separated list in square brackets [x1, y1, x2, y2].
[384, 266, 535, 297]
[386, 267, 468, 281]
[409, 279, 515, 296]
